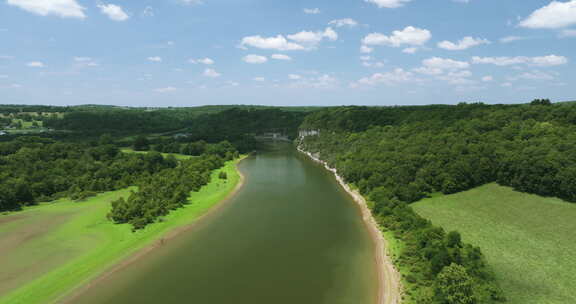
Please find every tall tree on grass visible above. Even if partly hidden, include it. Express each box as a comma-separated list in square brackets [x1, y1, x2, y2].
[436, 263, 476, 304]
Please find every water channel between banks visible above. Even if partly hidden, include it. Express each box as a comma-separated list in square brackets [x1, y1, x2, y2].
[72, 143, 378, 304]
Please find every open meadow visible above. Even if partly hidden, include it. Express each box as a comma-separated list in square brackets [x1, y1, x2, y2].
[0, 158, 242, 304]
[413, 183, 576, 304]
[120, 148, 195, 161]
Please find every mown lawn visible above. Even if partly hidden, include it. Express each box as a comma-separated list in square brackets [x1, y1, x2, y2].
[0, 157, 243, 304]
[412, 183, 576, 304]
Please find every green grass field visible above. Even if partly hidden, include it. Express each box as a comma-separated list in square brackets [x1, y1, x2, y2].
[412, 183, 576, 304]
[10, 118, 43, 128]
[0, 157, 244, 304]
[120, 148, 195, 160]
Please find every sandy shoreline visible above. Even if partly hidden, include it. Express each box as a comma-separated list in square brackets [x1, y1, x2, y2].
[297, 146, 402, 304]
[59, 157, 247, 304]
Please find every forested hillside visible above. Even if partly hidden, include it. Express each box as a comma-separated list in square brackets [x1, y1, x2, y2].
[299, 101, 576, 304]
[44, 110, 183, 134]
[183, 108, 307, 146]
[39, 106, 308, 139]
[301, 101, 576, 202]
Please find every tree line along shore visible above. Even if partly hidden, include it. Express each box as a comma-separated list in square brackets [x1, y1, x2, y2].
[2, 100, 576, 304]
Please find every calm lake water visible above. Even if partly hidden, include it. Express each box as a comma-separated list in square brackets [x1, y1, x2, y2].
[73, 143, 377, 304]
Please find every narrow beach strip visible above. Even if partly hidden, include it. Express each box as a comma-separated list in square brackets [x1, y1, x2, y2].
[298, 147, 402, 304]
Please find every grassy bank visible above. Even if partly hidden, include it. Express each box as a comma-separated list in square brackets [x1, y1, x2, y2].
[0, 157, 244, 304]
[413, 183, 576, 304]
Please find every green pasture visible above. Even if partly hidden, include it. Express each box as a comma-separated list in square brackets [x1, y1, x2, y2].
[413, 183, 576, 304]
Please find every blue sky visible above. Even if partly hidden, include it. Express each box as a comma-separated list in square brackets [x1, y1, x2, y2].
[1, 0, 575, 107]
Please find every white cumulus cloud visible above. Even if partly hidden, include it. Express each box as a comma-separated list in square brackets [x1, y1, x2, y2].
[360, 45, 374, 53]
[287, 27, 338, 48]
[97, 3, 129, 21]
[499, 36, 528, 43]
[189, 58, 214, 65]
[365, 0, 411, 8]
[204, 68, 221, 78]
[353, 68, 415, 87]
[241, 28, 337, 51]
[531, 55, 569, 66]
[435, 70, 474, 85]
[329, 18, 358, 27]
[243, 54, 268, 64]
[240, 35, 305, 51]
[437, 36, 490, 50]
[402, 47, 417, 54]
[7, 0, 85, 19]
[147, 56, 162, 62]
[423, 57, 469, 69]
[141, 6, 154, 17]
[271, 54, 292, 60]
[27, 61, 45, 68]
[510, 70, 556, 81]
[303, 8, 321, 14]
[519, 1, 576, 29]
[414, 57, 469, 75]
[362, 26, 431, 48]
[472, 55, 568, 67]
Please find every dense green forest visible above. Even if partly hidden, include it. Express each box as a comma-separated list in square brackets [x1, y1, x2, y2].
[133, 136, 239, 157]
[1, 106, 306, 229]
[43, 110, 183, 134]
[0, 134, 238, 230]
[0, 105, 309, 145]
[108, 154, 232, 230]
[30, 106, 308, 137]
[0, 136, 177, 211]
[300, 102, 576, 203]
[299, 101, 576, 303]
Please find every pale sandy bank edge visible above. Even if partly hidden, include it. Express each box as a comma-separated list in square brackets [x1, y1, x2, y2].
[297, 146, 402, 304]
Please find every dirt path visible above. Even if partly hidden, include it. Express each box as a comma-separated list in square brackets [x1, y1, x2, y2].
[59, 159, 247, 304]
[298, 147, 402, 304]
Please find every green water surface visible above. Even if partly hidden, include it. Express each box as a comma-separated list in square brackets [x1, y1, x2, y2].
[73, 144, 378, 304]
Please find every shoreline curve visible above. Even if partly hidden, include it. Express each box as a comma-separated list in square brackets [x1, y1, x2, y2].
[297, 146, 402, 304]
[59, 156, 248, 304]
